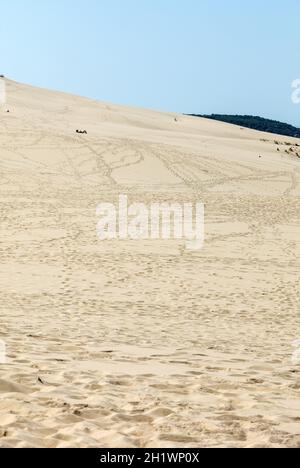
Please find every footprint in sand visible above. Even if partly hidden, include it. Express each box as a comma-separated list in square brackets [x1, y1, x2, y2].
[0, 379, 32, 394]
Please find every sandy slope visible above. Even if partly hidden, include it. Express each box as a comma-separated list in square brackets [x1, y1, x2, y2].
[0, 78, 300, 448]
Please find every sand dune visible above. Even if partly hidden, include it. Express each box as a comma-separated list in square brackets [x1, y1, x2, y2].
[0, 78, 300, 448]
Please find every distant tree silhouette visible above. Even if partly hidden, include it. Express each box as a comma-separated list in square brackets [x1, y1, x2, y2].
[188, 114, 300, 139]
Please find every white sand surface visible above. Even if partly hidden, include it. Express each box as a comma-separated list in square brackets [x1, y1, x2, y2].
[0, 78, 300, 448]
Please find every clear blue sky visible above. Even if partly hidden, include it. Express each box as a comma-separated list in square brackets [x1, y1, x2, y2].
[1, 0, 300, 125]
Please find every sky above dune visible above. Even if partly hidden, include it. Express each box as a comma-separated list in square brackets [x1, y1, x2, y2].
[1, 0, 300, 125]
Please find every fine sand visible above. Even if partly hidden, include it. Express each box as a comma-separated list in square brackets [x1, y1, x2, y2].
[0, 78, 300, 448]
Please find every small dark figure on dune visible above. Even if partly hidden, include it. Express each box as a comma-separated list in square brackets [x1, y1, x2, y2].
[76, 129, 88, 135]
